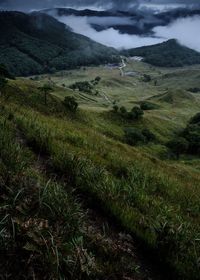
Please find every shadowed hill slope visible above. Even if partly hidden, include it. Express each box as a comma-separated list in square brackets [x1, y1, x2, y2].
[0, 11, 119, 76]
[122, 39, 200, 67]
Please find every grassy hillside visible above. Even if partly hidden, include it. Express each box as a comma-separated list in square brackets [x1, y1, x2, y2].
[122, 39, 200, 67]
[1, 58, 200, 279]
[0, 11, 119, 76]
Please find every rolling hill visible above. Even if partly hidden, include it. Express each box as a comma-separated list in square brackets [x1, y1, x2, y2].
[122, 39, 200, 67]
[0, 11, 119, 76]
[1, 60, 200, 279]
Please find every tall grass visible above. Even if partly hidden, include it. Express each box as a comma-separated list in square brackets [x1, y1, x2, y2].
[0, 112, 97, 279]
[13, 108, 200, 279]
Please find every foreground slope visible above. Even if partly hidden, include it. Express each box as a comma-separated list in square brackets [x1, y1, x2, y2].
[0, 11, 119, 76]
[0, 70, 200, 279]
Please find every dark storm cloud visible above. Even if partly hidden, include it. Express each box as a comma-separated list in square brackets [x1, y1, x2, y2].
[0, 0, 137, 11]
[0, 1, 200, 11]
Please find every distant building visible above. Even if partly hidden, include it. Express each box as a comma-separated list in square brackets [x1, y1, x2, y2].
[130, 56, 144, 62]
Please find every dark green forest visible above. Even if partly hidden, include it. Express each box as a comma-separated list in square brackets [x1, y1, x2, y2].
[0, 11, 119, 76]
[122, 39, 200, 67]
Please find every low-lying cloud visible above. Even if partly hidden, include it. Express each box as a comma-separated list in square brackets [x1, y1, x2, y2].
[154, 16, 200, 52]
[57, 14, 200, 51]
[57, 15, 165, 49]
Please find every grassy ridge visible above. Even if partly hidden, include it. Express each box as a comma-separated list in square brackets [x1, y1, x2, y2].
[1, 60, 200, 279]
[1, 105, 154, 279]
[4, 93, 199, 279]
[0, 110, 86, 279]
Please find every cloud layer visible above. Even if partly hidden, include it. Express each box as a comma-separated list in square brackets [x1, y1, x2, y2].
[56, 13, 200, 52]
[1, 0, 200, 11]
[57, 15, 165, 49]
[0, 0, 199, 52]
[154, 16, 200, 52]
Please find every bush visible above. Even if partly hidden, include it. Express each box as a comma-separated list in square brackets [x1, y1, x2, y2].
[95, 76, 101, 82]
[0, 76, 7, 94]
[69, 81, 93, 94]
[182, 124, 200, 154]
[115, 106, 144, 121]
[188, 87, 200, 93]
[142, 128, 156, 142]
[143, 74, 151, 82]
[167, 137, 189, 159]
[124, 127, 146, 146]
[120, 106, 127, 114]
[128, 107, 144, 120]
[140, 101, 159, 111]
[124, 127, 156, 146]
[63, 96, 78, 112]
[113, 105, 119, 113]
[0, 64, 14, 79]
[189, 113, 200, 125]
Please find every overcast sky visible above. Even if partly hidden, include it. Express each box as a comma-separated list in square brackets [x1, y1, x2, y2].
[0, 0, 200, 11]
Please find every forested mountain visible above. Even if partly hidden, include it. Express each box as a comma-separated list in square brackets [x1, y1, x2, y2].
[122, 39, 200, 67]
[0, 11, 119, 76]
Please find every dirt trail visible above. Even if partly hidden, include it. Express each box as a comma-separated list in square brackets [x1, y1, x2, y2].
[119, 56, 127, 77]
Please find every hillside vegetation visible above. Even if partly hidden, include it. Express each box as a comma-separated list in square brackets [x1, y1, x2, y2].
[0, 11, 119, 76]
[0, 57, 200, 279]
[122, 39, 200, 67]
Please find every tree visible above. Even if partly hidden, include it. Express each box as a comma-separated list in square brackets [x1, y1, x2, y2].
[129, 107, 144, 120]
[124, 127, 145, 146]
[0, 64, 14, 79]
[189, 113, 200, 125]
[142, 128, 156, 142]
[95, 76, 101, 83]
[143, 74, 151, 82]
[140, 101, 159, 111]
[38, 84, 53, 105]
[167, 137, 189, 159]
[113, 105, 119, 113]
[120, 106, 127, 115]
[63, 96, 78, 112]
[0, 76, 7, 96]
[182, 124, 200, 155]
[0, 64, 13, 96]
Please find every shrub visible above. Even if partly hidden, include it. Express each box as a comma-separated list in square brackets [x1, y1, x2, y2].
[189, 113, 200, 125]
[188, 87, 200, 93]
[140, 101, 159, 111]
[124, 127, 146, 146]
[95, 76, 101, 83]
[0, 76, 7, 94]
[63, 96, 78, 112]
[113, 105, 119, 113]
[125, 127, 156, 146]
[0, 64, 14, 79]
[120, 106, 127, 114]
[129, 107, 144, 120]
[142, 128, 156, 142]
[182, 124, 200, 154]
[69, 81, 93, 94]
[143, 74, 151, 82]
[167, 137, 189, 159]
